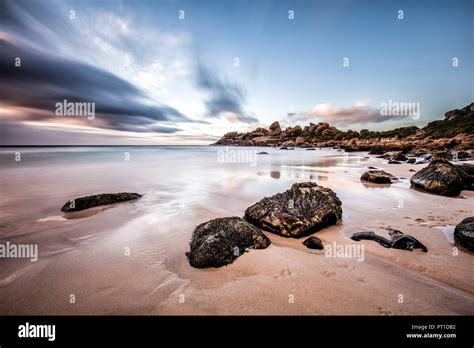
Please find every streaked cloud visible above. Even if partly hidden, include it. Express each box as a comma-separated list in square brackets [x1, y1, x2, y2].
[293, 102, 409, 126]
[196, 64, 259, 124]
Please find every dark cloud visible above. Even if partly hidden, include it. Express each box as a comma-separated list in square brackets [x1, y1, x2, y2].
[0, 0, 195, 138]
[196, 64, 258, 124]
[0, 38, 193, 133]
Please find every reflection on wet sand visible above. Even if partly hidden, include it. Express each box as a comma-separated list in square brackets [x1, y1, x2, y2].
[0, 146, 473, 315]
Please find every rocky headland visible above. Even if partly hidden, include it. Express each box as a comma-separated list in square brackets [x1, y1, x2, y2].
[215, 102, 474, 160]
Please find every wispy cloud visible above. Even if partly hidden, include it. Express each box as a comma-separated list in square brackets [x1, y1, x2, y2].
[196, 64, 259, 124]
[293, 102, 408, 126]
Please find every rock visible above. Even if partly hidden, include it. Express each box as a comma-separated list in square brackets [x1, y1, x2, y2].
[388, 160, 401, 164]
[444, 102, 474, 121]
[415, 159, 428, 165]
[224, 131, 238, 138]
[360, 170, 397, 184]
[282, 140, 295, 147]
[186, 217, 271, 268]
[244, 182, 342, 237]
[454, 217, 474, 251]
[254, 127, 269, 134]
[410, 159, 468, 196]
[303, 236, 324, 250]
[316, 123, 329, 133]
[295, 136, 305, 146]
[431, 151, 450, 161]
[351, 231, 392, 248]
[291, 126, 303, 136]
[351, 228, 427, 252]
[269, 121, 281, 135]
[306, 148, 316, 151]
[409, 169, 416, 172]
[257, 151, 269, 155]
[308, 124, 318, 134]
[369, 147, 389, 155]
[61, 192, 142, 212]
[392, 153, 408, 161]
[407, 158, 416, 164]
[419, 153, 432, 160]
[457, 162, 474, 175]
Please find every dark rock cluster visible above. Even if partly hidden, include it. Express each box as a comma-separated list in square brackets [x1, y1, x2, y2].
[187, 182, 342, 267]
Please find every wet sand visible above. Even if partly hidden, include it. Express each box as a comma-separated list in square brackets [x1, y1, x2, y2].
[0, 147, 473, 315]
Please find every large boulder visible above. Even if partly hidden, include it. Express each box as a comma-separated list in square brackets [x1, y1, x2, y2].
[295, 136, 305, 146]
[186, 217, 271, 268]
[252, 136, 273, 146]
[454, 217, 474, 251]
[61, 192, 142, 212]
[290, 126, 303, 137]
[244, 182, 342, 238]
[410, 159, 471, 196]
[361, 170, 397, 184]
[281, 140, 295, 147]
[269, 121, 281, 135]
[456, 163, 474, 190]
[316, 123, 329, 133]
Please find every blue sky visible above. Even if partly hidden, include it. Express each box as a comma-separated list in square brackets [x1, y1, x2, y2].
[0, 0, 472, 144]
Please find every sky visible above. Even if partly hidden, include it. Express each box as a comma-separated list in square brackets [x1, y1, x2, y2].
[0, 0, 472, 145]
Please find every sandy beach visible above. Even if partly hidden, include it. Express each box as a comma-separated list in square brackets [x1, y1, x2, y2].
[0, 146, 473, 315]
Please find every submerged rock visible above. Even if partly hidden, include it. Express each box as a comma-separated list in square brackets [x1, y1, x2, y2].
[303, 236, 324, 250]
[351, 228, 427, 252]
[187, 217, 271, 268]
[360, 170, 397, 184]
[244, 182, 342, 237]
[410, 159, 472, 196]
[454, 217, 474, 251]
[257, 151, 269, 155]
[61, 192, 142, 212]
